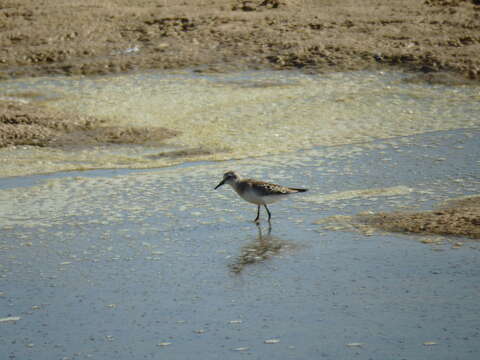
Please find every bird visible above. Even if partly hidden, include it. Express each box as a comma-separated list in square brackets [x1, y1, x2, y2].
[214, 171, 308, 223]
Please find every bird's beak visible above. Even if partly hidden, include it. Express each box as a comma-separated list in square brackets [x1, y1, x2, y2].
[214, 179, 225, 190]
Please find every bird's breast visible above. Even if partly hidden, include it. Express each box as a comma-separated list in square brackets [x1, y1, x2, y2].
[236, 187, 263, 205]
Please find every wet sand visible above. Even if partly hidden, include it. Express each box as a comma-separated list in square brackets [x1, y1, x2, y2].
[357, 195, 480, 239]
[316, 195, 480, 241]
[1, 0, 480, 80]
[0, 100, 177, 148]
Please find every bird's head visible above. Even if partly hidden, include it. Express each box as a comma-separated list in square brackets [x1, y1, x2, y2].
[214, 171, 239, 189]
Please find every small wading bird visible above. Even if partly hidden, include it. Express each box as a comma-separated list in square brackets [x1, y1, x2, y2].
[214, 171, 308, 223]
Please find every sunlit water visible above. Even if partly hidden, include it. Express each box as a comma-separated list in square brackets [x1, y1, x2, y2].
[1, 70, 479, 177]
[1, 128, 480, 360]
[1, 71, 480, 360]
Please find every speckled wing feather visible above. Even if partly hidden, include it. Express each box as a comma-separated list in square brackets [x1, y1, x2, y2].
[248, 179, 307, 197]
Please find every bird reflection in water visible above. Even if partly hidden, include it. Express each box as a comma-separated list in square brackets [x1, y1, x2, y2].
[229, 223, 294, 274]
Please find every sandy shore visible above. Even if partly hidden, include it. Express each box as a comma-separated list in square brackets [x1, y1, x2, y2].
[1, 0, 480, 80]
[357, 196, 480, 240]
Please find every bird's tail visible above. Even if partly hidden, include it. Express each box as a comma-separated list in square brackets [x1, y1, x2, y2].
[290, 188, 308, 193]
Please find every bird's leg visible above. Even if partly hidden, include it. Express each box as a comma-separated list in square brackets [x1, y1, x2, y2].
[254, 205, 260, 223]
[264, 204, 272, 222]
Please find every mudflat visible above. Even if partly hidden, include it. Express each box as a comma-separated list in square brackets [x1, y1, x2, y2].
[1, 0, 479, 80]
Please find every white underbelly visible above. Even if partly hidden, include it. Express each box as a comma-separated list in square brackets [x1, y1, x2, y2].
[238, 189, 284, 205]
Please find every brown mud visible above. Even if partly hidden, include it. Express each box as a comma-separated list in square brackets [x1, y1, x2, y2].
[357, 196, 480, 239]
[0, 101, 176, 148]
[318, 196, 480, 240]
[1, 0, 480, 80]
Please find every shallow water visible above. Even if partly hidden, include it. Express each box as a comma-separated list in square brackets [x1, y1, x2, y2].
[1, 70, 480, 177]
[1, 70, 480, 358]
[1, 127, 480, 360]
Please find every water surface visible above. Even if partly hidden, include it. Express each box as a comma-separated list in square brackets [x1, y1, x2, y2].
[1, 128, 479, 360]
[1, 70, 479, 177]
[1, 70, 479, 359]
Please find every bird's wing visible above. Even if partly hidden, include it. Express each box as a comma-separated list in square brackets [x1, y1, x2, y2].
[249, 180, 300, 196]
